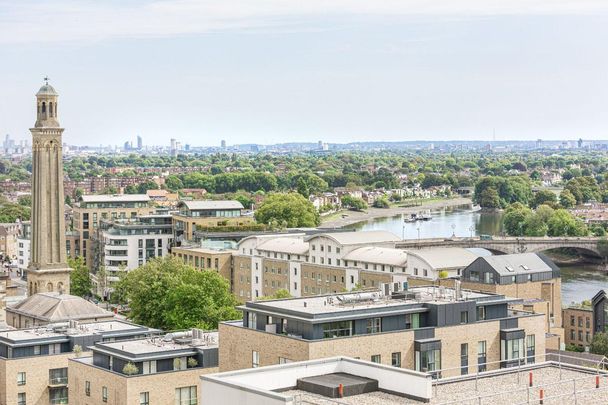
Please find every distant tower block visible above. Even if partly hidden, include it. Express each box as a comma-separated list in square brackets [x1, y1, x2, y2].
[27, 78, 71, 295]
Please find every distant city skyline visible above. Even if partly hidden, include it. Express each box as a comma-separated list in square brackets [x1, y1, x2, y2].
[1, 1, 607, 145]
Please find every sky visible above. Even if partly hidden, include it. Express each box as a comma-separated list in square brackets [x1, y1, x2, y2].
[1, 0, 608, 147]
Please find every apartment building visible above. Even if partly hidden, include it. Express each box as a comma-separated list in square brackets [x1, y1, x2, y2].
[563, 306, 593, 348]
[233, 231, 406, 301]
[172, 245, 233, 286]
[219, 286, 545, 378]
[592, 290, 608, 334]
[69, 329, 219, 405]
[100, 214, 173, 285]
[16, 222, 30, 276]
[0, 223, 20, 259]
[0, 319, 156, 405]
[72, 194, 154, 269]
[173, 200, 253, 243]
[460, 253, 563, 343]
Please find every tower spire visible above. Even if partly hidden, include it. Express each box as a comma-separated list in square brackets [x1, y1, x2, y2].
[27, 80, 71, 295]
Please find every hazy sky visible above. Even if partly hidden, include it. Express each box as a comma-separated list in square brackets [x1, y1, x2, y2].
[1, 0, 608, 146]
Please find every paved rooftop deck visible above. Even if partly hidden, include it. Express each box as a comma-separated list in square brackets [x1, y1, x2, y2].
[285, 365, 608, 405]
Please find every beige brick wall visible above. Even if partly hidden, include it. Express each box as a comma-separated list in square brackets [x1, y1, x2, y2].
[69, 358, 218, 405]
[262, 259, 290, 296]
[219, 313, 546, 377]
[0, 353, 74, 405]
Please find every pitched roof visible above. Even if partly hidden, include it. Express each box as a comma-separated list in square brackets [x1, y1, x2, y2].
[7, 293, 114, 322]
[256, 237, 309, 255]
[307, 230, 400, 246]
[406, 248, 479, 269]
[344, 246, 407, 266]
[478, 253, 558, 276]
[179, 200, 244, 210]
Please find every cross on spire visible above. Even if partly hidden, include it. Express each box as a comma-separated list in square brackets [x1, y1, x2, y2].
[44, 76, 50, 85]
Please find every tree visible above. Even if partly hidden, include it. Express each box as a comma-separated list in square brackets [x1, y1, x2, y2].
[114, 256, 240, 330]
[438, 270, 448, 279]
[372, 197, 390, 208]
[531, 190, 556, 208]
[341, 195, 368, 211]
[503, 204, 531, 236]
[68, 257, 92, 298]
[590, 332, 608, 357]
[258, 289, 291, 301]
[597, 238, 608, 261]
[254, 193, 320, 227]
[547, 209, 588, 237]
[479, 188, 500, 209]
[559, 189, 577, 209]
[0, 201, 30, 222]
[17, 195, 31, 207]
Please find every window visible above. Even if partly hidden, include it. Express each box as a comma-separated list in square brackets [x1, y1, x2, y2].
[578, 317, 583, 327]
[279, 357, 292, 364]
[460, 344, 468, 375]
[252, 351, 260, 368]
[102, 386, 108, 402]
[423, 269, 428, 277]
[49, 368, 67, 385]
[586, 331, 590, 342]
[484, 272, 494, 283]
[570, 329, 575, 340]
[175, 386, 197, 405]
[248, 312, 257, 329]
[477, 306, 486, 321]
[526, 335, 535, 364]
[578, 330, 583, 341]
[416, 348, 441, 374]
[17, 372, 26, 386]
[469, 270, 480, 282]
[336, 247, 341, 253]
[322, 321, 352, 338]
[586, 317, 591, 328]
[414, 268, 419, 275]
[328, 246, 332, 253]
[17, 393, 26, 405]
[405, 313, 420, 329]
[391, 352, 401, 367]
[85, 381, 91, 396]
[460, 311, 468, 324]
[477, 341, 487, 372]
[366, 318, 381, 334]
[501, 336, 524, 365]
[570, 315, 575, 326]
[371, 354, 381, 364]
[140, 392, 150, 405]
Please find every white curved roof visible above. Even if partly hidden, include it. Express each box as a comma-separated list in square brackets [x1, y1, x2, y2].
[307, 230, 400, 246]
[405, 248, 479, 269]
[343, 246, 407, 266]
[257, 237, 309, 255]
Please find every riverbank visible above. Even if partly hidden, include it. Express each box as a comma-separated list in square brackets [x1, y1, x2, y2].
[319, 197, 473, 229]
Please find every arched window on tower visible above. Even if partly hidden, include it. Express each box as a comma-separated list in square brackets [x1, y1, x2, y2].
[49, 102, 53, 117]
[41, 102, 46, 114]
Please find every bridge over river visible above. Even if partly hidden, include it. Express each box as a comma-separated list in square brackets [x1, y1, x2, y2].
[395, 236, 604, 257]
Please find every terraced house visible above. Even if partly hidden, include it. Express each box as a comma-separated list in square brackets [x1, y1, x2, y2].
[219, 286, 545, 377]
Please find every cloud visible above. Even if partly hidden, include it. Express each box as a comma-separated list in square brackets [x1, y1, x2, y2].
[1, 0, 607, 44]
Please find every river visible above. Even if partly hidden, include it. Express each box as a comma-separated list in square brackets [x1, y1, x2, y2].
[347, 204, 608, 305]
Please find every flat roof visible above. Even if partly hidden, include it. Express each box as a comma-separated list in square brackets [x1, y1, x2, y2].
[80, 194, 150, 203]
[242, 287, 502, 318]
[95, 331, 218, 356]
[179, 200, 244, 210]
[0, 320, 153, 344]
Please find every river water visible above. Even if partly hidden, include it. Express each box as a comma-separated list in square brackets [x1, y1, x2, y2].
[347, 205, 608, 305]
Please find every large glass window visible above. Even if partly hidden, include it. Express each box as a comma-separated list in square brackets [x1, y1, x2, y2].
[366, 318, 381, 334]
[501, 336, 524, 366]
[49, 368, 67, 385]
[371, 354, 381, 363]
[460, 343, 468, 375]
[140, 392, 150, 405]
[252, 351, 260, 368]
[416, 349, 441, 374]
[405, 313, 420, 329]
[175, 386, 197, 405]
[17, 372, 26, 386]
[526, 335, 536, 364]
[477, 306, 486, 321]
[17, 393, 26, 405]
[49, 387, 68, 404]
[322, 321, 352, 338]
[478, 341, 487, 372]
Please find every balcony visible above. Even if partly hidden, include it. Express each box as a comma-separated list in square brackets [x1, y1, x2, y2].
[48, 376, 68, 387]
